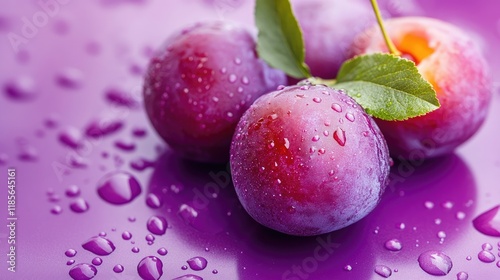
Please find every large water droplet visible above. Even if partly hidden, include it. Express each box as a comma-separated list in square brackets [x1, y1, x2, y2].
[478, 250, 496, 263]
[472, 205, 500, 236]
[333, 128, 346, 146]
[418, 250, 453, 276]
[157, 247, 168, 256]
[374, 265, 392, 278]
[331, 103, 342, 112]
[137, 256, 163, 280]
[81, 236, 116, 256]
[70, 198, 89, 213]
[97, 171, 141, 205]
[384, 239, 402, 251]
[69, 263, 97, 280]
[345, 113, 355, 122]
[146, 215, 168, 235]
[187, 256, 208, 271]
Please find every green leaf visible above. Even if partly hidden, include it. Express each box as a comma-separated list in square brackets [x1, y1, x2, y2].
[335, 53, 440, 121]
[255, 0, 311, 79]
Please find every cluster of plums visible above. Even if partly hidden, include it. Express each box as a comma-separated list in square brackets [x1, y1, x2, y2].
[143, 0, 491, 236]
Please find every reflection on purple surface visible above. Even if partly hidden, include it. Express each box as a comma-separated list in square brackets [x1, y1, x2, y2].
[0, 0, 500, 279]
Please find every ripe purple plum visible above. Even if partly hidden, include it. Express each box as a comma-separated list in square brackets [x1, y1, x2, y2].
[350, 17, 492, 159]
[143, 21, 286, 163]
[230, 85, 390, 236]
[292, 0, 374, 79]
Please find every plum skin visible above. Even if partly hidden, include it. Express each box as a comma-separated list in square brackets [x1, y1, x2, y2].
[230, 85, 391, 236]
[292, 0, 374, 79]
[143, 21, 286, 163]
[350, 17, 492, 159]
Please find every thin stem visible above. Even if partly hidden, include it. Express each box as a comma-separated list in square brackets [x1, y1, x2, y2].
[370, 0, 400, 56]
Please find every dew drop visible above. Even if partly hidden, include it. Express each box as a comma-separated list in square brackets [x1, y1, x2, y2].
[312, 135, 320, 142]
[130, 158, 155, 171]
[67, 259, 76, 266]
[113, 264, 124, 273]
[85, 119, 123, 138]
[241, 76, 249, 85]
[146, 215, 168, 235]
[228, 74, 237, 83]
[212, 269, 218, 274]
[4, 76, 36, 100]
[51, 205, 63, 215]
[105, 88, 139, 108]
[313, 97, 322, 103]
[92, 258, 102, 266]
[114, 139, 136, 151]
[81, 236, 116, 256]
[374, 265, 392, 278]
[331, 103, 342, 112]
[132, 247, 140, 253]
[344, 265, 352, 271]
[65, 249, 77, 257]
[18, 145, 38, 161]
[56, 67, 83, 89]
[69, 263, 97, 280]
[173, 275, 203, 280]
[482, 243, 493, 251]
[187, 256, 208, 271]
[418, 250, 453, 276]
[122, 231, 132, 240]
[384, 239, 402, 251]
[65, 185, 81, 197]
[456, 271, 468, 280]
[478, 250, 496, 263]
[97, 171, 141, 205]
[146, 193, 164, 209]
[333, 128, 346, 146]
[456, 211, 466, 220]
[472, 205, 500, 237]
[157, 247, 168, 256]
[345, 113, 355, 122]
[59, 127, 84, 149]
[70, 198, 89, 213]
[132, 127, 147, 138]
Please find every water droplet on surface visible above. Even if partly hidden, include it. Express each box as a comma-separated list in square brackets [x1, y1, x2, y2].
[81, 236, 116, 256]
[212, 269, 218, 274]
[374, 265, 392, 278]
[97, 172, 141, 205]
[478, 250, 496, 263]
[241, 76, 249, 84]
[333, 128, 346, 146]
[69, 263, 97, 280]
[113, 264, 124, 273]
[4, 76, 36, 100]
[384, 239, 402, 251]
[456, 211, 466, 220]
[173, 275, 203, 280]
[313, 97, 322, 103]
[132, 247, 140, 253]
[51, 205, 63, 215]
[105, 88, 139, 108]
[91, 257, 102, 266]
[59, 127, 84, 149]
[181, 265, 188, 270]
[442, 201, 454, 209]
[70, 198, 89, 213]
[157, 247, 168, 256]
[67, 259, 76, 265]
[186, 256, 208, 271]
[437, 231, 447, 239]
[466, 256, 472, 261]
[146, 215, 168, 235]
[85, 119, 123, 138]
[331, 103, 342, 112]
[114, 139, 136, 151]
[65, 185, 81, 197]
[345, 113, 355, 122]
[418, 250, 453, 276]
[137, 256, 163, 280]
[344, 265, 352, 271]
[130, 158, 154, 171]
[228, 74, 237, 83]
[146, 193, 164, 209]
[56, 68, 83, 89]
[312, 135, 320, 142]
[456, 271, 468, 280]
[472, 205, 500, 236]
[482, 243, 493, 251]
[18, 145, 38, 161]
[122, 231, 132, 240]
[145, 234, 155, 242]
[65, 249, 77, 257]
[132, 127, 147, 138]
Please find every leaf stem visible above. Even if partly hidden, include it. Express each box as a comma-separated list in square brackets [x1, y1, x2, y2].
[370, 0, 400, 56]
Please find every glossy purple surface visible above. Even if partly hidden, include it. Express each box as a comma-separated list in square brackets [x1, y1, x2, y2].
[0, 0, 500, 279]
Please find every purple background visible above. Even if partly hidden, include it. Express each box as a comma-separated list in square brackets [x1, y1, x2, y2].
[1, 0, 500, 279]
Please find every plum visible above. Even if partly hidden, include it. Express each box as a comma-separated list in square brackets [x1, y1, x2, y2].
[230, 84, 390, 236]
[292, 0, 374, 79]
[143, 21, 286, 163]
[350, 17, 492, 159]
